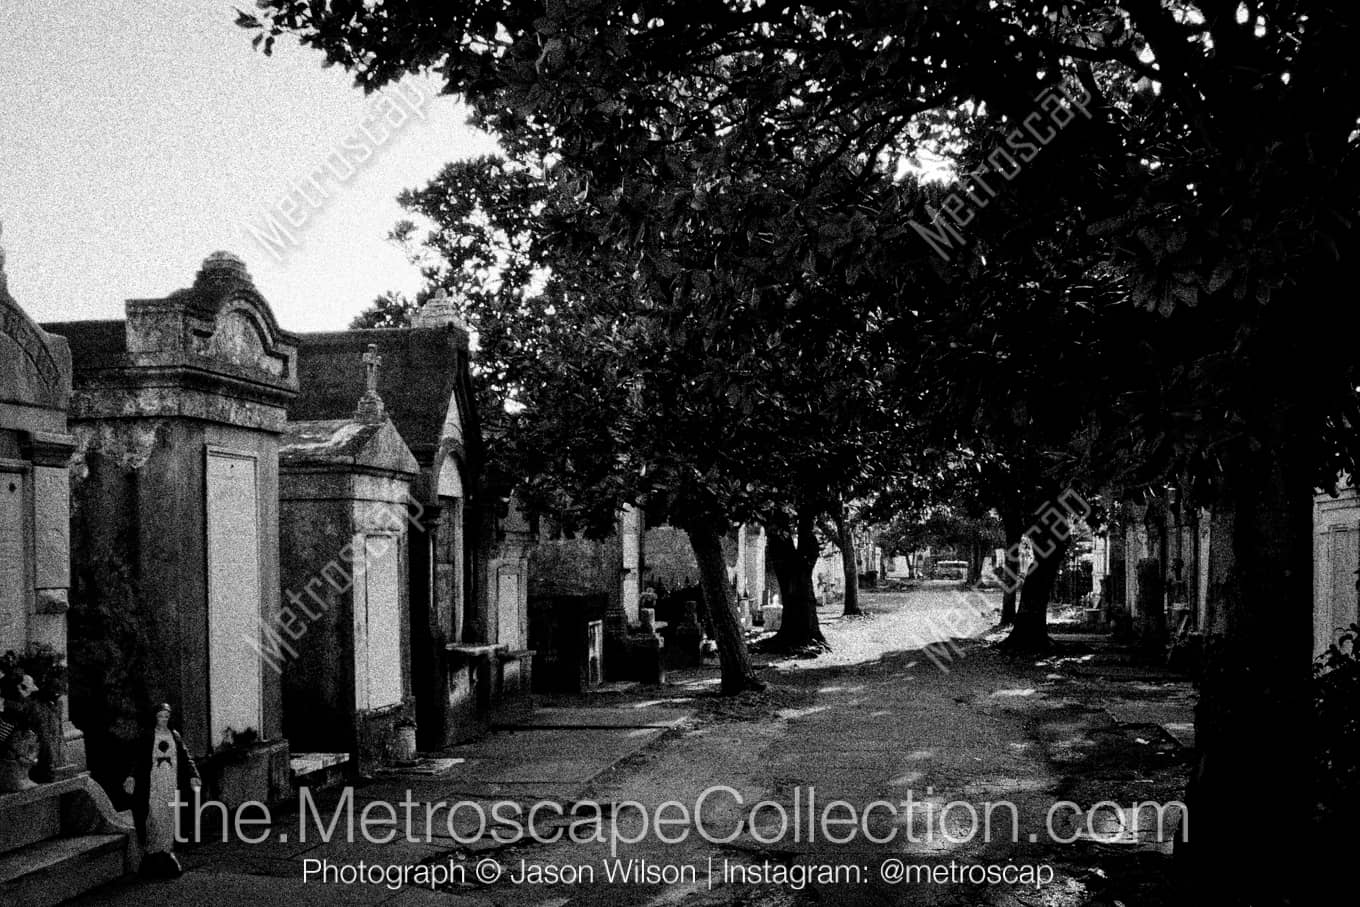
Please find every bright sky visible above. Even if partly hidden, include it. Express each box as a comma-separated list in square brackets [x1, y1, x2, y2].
[0, 1, 499, 332]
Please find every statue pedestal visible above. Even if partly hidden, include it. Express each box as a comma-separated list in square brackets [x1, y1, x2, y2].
[0, 717, 41, 793]
[0, 753, 38, 793]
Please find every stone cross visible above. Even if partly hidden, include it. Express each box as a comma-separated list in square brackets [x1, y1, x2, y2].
[355, 343, 386, 423]
[362, 344, 382, 395]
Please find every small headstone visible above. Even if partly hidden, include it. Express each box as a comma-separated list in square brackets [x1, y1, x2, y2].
[763, 604, 784, 632]
[680, 600, 700, 628]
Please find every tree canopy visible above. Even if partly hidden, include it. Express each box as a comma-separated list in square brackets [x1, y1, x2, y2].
[248, 4, 1360, 897]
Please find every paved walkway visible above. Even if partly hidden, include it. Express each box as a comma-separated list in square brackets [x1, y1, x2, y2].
[66, 706, 696, 907]
[66, 589, 1193, 906]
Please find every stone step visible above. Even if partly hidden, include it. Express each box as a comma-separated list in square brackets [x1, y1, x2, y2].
[0, 834, 127, 907]
[289, 751, 350, 779]
[493, 706, 694, 730]
[289, 751, 351, 794]
[0, 788, 62, 855]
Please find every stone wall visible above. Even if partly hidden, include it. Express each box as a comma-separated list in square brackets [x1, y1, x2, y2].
[67, 420, 286, 755]
[641, 525, 699, 590]
[529, 537, 612, 598]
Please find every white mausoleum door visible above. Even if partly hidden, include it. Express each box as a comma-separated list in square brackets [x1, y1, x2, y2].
[0, 471, 27, 653]
[1323, 526, 1359, 651]
[206, 450, 263, 746]
[495, 566, 525, 650]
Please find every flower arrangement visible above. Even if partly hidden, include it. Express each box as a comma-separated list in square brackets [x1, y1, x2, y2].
[212, 725, 262, 764]
[0, 644, 67, 706]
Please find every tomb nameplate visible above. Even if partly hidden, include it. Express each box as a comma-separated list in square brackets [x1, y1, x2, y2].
[32, 466, 69, 589]
[0, 469, 26, 652]
[206, 449, 263, 745]
[361, 534, 402, 710]
[497, 568, 524, 650]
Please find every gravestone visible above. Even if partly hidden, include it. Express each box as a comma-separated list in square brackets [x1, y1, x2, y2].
[47, 252, 298, 806]
[738, 523, 767, 621]
[661, 601, 705, 668]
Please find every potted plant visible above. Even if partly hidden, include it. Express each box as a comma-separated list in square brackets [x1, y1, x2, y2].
[212, 726, 261, 763]
[201, 726, 270, 808]
[392, 717, 418, 765]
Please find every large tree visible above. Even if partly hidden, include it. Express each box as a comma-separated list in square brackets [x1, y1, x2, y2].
[376, 145, 915, 678]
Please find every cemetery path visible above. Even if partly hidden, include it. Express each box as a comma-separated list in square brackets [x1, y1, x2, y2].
[508, 587, 1088, 907]
[64, 589, 1191, 907]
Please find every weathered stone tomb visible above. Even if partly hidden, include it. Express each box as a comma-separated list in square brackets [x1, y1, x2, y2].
[46, 252, 297, 806]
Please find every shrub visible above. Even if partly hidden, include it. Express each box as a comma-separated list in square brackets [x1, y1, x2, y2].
[1314, 622, 1360, 827]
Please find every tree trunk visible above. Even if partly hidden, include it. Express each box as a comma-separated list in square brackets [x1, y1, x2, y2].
[966, 537, 984, 586]
[767, 516, 828, 651]
[998, 509, 1026, 626]
[683, 523, 764, 694]
[835, 509, 861, 616]
[1176, 444, 1314, 903]
[1134, 556, 1167, 653]
[1002, 534, 1069, 652]
[1139, 501, 1170, 649]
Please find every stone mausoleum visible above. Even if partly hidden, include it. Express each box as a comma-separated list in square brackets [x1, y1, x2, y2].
[278, 347, 420, 774]
[290, 294, 532, 749]
[1, 239, 136, 906]
[46, 252, 298, 808]
[0, 247, 79, 774]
